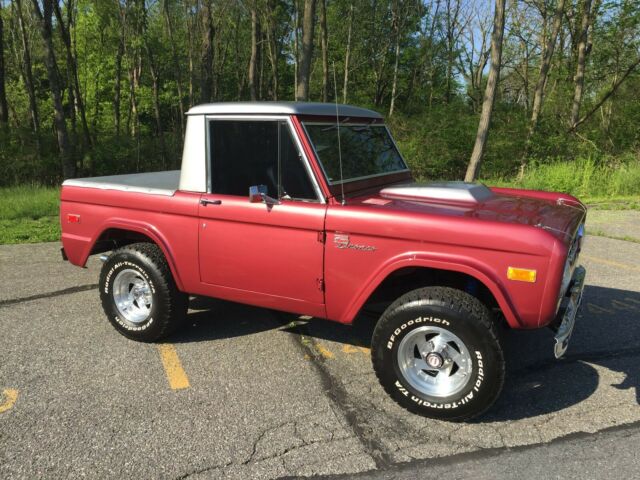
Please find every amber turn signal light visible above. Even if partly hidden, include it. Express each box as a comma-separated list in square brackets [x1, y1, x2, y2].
[507, 267, 537, 283]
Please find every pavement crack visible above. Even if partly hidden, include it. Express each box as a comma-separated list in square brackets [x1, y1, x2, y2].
[174, 461, 233, 480]
[285, 321, 395, 470]
[0, 284, 98, 308]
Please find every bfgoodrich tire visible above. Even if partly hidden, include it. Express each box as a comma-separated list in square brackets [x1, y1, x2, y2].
[371, 286, 504, 421]
[99, 243, 188, 342]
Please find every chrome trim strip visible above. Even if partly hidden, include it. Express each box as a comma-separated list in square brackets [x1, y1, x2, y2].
[203, 115, 325, 203]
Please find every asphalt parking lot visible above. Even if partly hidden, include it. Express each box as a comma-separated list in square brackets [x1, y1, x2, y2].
[1, 223, 639, 479]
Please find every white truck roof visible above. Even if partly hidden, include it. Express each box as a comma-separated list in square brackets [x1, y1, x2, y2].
[186, 102, 383, 119]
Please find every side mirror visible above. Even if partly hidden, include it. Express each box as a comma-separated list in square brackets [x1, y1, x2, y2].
[249, 184, 267, 203]
[249, 185, 280, 205]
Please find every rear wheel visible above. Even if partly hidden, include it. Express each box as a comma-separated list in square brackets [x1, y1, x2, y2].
[371, 286, 504, 421]
[99, 243, 188, 342]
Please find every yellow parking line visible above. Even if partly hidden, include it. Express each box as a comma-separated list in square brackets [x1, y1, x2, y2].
[342, 344, 371, 355]
[315, 343, 334, 359]
[157, 344, 190, 390]
[0, 389, 18, 414]
[582, 255, 640, 272]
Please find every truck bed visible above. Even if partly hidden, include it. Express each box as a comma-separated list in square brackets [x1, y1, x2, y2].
[62, 170, 180, 196]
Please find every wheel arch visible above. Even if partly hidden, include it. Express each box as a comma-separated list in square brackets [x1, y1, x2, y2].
[343, 257, 520, 328]
[85, 221, 184, 291]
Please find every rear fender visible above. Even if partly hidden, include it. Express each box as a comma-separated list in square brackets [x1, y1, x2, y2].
[66, 218, 184, 291]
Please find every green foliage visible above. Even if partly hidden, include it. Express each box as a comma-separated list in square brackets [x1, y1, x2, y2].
[487, 154, 640, 199]
[0, 0, 639, 200]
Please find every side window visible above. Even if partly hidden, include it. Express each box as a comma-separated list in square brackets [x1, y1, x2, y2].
[279, 123, 317, 200]
[209, 120, 318, 201]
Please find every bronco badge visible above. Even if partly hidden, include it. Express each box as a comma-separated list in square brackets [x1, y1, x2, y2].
[333, 234, 376, 252]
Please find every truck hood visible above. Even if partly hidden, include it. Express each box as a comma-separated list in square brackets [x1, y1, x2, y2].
[353, 182, 586, 243]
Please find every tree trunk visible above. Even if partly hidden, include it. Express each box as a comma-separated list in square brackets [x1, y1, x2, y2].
[389, 0, 402, 117]
[528, 0, 566, 135]
[0, 1, 8, 128]
[147, 47, 167, 169]
[200, 0, 214, 103]
[319, 0, 329, 102]
[164, 0, 185, 137]
[444, 0, 461, 104]
[464, 0, 506, 182]
[296, 0, 316, 101]
[14, 0, 40, 139]
[569, 0, 597, 129]
[249, 5, 260, 100]
[53, 0, 92, 149]
[184, 0, 195, 106]
[293, 0, 300, 99]
[264, 0, 279, 100]
[31, 0, 75, 178]
[342, 3, 353, 104]
[114, 3, 126, 137]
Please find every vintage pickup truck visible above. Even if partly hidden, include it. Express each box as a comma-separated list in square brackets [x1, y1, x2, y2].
[60, 102, 586, 421]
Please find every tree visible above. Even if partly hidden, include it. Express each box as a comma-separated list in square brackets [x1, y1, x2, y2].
[53, 0, 92, 149]
[164, 0, 186, 136]
[249, 3, 260, 100]
[31, 0, 74, 178]
[569, 0, 599, 129]
[342, 2, 354, 103]
[319, 0, 329, 102]
[296, 0, 316, 101]
[528, 0, 566, 136]
[14, 0, 40, 141]
[200, 0, 214, 103]
[464, 0, 506, 182]
[0, 0, 8, 128]
[388, 0, 404, 116]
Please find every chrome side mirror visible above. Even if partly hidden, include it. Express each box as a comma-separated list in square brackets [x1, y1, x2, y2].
[249, 185, 279, 205]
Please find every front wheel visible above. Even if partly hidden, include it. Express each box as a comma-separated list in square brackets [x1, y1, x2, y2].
[99, 243, 188, 342]
[371, 287, 504, 421]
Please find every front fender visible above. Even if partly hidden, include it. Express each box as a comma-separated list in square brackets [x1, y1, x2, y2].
[339, 251, 522, 328]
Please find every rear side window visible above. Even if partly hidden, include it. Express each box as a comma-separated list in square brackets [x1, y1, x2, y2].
[208, 120, 318, 201]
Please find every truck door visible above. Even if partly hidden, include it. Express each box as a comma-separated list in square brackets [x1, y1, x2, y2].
[197, 117, 327, 308]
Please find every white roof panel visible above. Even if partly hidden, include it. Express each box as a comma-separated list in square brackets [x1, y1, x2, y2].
[186, 102, 383, 119]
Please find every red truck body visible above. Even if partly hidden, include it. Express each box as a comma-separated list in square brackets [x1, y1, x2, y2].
[60, 110, 584, 331]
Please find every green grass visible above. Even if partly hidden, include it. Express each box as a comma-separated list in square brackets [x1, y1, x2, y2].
[484, 157, 640, 207]
[0, 186, 60, 244]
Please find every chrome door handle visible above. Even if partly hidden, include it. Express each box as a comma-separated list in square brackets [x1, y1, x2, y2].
[200, 198, 222, 206]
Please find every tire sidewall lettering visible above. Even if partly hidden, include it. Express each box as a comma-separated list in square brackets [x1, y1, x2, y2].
[103, 259, 156, 332]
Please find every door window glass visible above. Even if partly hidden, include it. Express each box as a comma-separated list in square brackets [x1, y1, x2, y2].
[208, 120, 317, 201]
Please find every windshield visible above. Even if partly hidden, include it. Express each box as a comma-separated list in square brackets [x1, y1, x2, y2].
[303, 123, 407, 184]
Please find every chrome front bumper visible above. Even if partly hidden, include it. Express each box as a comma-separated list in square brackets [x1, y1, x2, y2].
[551, 266, 586, 359]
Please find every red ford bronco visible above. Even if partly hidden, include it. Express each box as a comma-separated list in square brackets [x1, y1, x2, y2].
[60, 102, 586, 421]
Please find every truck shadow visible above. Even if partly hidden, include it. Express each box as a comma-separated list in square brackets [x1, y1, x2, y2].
[172, 285, 640, 422]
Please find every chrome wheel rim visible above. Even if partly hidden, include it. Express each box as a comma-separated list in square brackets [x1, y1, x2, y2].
[397, 326, 472, 398]
[112, 269, 153, 324]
